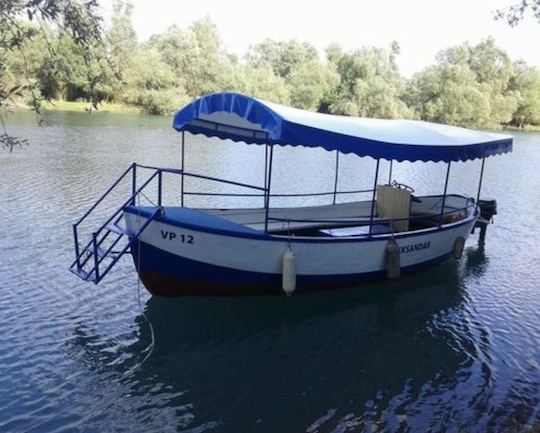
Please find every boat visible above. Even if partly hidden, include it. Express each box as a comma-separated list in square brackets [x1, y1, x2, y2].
[69, 92, 512, 296]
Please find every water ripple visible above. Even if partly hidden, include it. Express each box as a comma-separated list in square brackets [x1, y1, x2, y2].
[0, 112, 539, 432]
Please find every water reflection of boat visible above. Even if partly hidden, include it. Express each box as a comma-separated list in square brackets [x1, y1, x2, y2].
[464, 244, 489, 277]
[139, 262, 463, 344]
[69, 93, 511, 296]
[86, 259, 493, 432]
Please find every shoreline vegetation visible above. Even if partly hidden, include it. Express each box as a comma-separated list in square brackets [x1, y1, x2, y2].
[13, 100, 540, 133]
[2, 1, 540, 133]
[39, 100, 143, 115]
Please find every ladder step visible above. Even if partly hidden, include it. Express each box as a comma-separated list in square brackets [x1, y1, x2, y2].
[106, 222, 128, 235]
[69, 267, 94, 282]
[71, 207, 158, 285]
[95, 246, 116, 260]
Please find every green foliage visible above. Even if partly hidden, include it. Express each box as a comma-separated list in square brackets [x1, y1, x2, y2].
[121, 48, 188, 115]
[288, 60, 339, 110]
[148, 17, 241, 98]
[405, 64, 491, 127]
[509, 61, 540, 126]
[329, 45, 411, 119]
[496, 0, 540, 26]
[2, 3, 540, 130]
[247, 39, 318, 80]
[240, 64, 290, 104]
[404, 38, 526, 128]
[107, 0, 137, 67]
[0, 1, 108, 107]
[0, 0, 103, 52]
[0, 0, 106, 150]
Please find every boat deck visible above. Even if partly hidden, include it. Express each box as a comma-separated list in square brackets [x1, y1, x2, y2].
[199, 194, 471, 233]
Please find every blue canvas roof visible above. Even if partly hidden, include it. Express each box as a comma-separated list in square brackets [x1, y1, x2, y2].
[173, 92, 513, 162]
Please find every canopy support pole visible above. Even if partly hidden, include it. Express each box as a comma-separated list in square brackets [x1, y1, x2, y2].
[475, 156, 486, 211]
[439, 162, 451, 227]
[333, 151, 340, 205]
[388, 160, 393, 184]
[181, 131, 185, 207]
[369, 159, 380, 236]
[157, 169, 162, 206]
[264, 144, 269, 205]
[264, 145, 274, 233]
[131, 163, 137, 205]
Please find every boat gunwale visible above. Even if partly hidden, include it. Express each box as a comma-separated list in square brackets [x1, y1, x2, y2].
[123, 203, 478, 244]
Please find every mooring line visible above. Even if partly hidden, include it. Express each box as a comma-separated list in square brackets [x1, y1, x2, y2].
[121, 194, 155, 377]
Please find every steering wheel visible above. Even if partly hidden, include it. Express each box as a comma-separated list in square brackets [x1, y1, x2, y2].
[391, 180, 415, 193]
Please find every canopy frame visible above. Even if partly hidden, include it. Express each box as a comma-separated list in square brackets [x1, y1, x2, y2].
[173, 92, 508, 234]
[173, 92, 513, 163]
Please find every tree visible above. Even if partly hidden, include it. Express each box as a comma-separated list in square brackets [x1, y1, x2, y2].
[107, 0, 137, 67]
[148, 17, 241, 98]
[288, 59, 339, 111]
[325, 42, 344, 65]
[246, 39, 318, 80]
[1, 0, 105, 151]
[240, 64, 290, 104]
[3, 23, 48, 104]
[405, 39, 518, 127]
[405, 64, 491, 127]
[509, 61, 540, 127]
[329, 45, 410, 119]
[38, 32, 117, 102]
[457, 38, 517, 125]
[121, 47, 188, 115]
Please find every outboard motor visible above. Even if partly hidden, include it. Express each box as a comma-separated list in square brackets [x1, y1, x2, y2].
[473, 198, 497, 242]
[478, 199, 497, 221]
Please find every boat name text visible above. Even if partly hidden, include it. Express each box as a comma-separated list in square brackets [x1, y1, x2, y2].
[400, 241, 430, 254]
[160, 230, 194, 244]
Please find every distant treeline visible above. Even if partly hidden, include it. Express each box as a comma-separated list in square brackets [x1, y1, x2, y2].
[3, 0, 540, 129]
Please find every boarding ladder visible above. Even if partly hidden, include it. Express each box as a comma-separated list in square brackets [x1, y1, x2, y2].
[69, 163, 162, 284]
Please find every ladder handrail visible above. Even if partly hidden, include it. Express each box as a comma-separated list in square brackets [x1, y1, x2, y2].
[74, 163, 136, 227]
[135, 164, 266, 192]
[71, 162, 272, 280]
[71, 169, 160, 271]
[93, 170, 161, 238]
[87, 208, 161, 283]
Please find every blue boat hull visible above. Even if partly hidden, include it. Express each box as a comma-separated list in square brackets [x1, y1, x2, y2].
[131, 241, 453, 296]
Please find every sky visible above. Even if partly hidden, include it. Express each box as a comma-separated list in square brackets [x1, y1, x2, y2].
[101, 0, 540, 77]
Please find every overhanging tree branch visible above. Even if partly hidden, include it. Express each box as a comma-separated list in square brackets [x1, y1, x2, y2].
[0, 0, 106, 150]
[495, 0, 540, 26]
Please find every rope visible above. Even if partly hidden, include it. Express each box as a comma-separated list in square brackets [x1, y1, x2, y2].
[122, 193, 155, 376]
[140, 190, 157, 207]
[135, 192, 155, 365]
[287, 220, 293, 249]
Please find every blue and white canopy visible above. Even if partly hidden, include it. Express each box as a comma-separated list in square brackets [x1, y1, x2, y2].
[173, 92, 513, 162]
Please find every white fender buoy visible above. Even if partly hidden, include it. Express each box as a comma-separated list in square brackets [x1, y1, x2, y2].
[386, 238, 400, 280]
[282, 247, 296, 295]
[452, 237, 465, 259]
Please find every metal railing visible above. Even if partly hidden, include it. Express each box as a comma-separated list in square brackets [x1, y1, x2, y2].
[266, 202, 476, 233]
[71, 163, 477, 282]
[71, 163, 384, 268]
[71, 166, 163, 281]
[182, 189, 373, 198]
[71, 163, 271, 281]
[135, 163, 374, 201]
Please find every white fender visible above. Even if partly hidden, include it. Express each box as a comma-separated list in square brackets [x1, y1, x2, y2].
[386, 238, 401, 280]
[452, 237, 465, 259]
[282, 247, 296, 295]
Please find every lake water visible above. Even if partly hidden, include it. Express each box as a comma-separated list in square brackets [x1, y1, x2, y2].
[1, 110, 539, 433]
